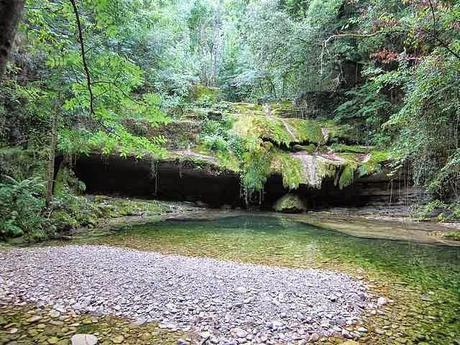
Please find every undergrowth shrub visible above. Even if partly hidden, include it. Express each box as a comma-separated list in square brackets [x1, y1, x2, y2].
[0, 175, 103, 241]
[412, 200, 460, 222]
[200, 116, 244, 158]
[0, 172, 171, 242]
[0, 176, 52, 241]
[50, 190, 103, 231]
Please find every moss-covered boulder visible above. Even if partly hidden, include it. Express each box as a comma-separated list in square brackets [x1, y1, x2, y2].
[191, 84, 221, 103]
[273, 193, 307, 213]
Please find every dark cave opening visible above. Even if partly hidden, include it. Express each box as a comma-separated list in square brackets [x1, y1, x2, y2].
[73, 154, 242, 208]
[73, 154, 416, 210]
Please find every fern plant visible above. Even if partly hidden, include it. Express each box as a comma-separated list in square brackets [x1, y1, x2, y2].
[0, 176, 50, 240]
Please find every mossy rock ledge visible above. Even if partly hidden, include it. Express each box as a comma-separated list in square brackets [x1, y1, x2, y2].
[273, 193, 307, 213]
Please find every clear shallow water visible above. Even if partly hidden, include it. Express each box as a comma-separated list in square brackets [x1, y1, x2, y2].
[82, 214, 459, 344]
[109, 215, 460, 291]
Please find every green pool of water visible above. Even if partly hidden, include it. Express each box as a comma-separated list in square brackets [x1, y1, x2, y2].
[79, 214, 459, 344]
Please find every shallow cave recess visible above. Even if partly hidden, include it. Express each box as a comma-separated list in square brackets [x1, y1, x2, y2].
[70, 154, 418, 210]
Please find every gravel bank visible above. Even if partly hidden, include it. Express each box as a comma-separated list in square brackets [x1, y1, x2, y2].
[0, 245, 372, 344]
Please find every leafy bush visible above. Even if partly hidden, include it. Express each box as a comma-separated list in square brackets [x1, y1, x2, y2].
[201, 134, 229, 152]
[199, 116, 244, 157]
[386, 54, 460, 199]
[335, 81, 394, 146]
[0, 176, 52, 241]
[412, 200, 460, 222]
[0, 173, 171, 242]
[50, 192, 102, 231]
[0, 175, 101, 241]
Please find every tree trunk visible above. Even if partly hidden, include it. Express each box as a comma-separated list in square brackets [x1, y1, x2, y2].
[0, 0, 25, 78]
[46, 110, 58, 208]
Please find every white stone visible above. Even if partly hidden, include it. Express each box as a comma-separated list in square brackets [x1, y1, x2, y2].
[235, 286, 247, 294]
[71, 334, 98, 345]
[377, 297, 388, 307]
[48, 310, 60, 318]
[270, 320, 283, 329]
[232, 328, 248, 338]
[309, 333, 320, 342]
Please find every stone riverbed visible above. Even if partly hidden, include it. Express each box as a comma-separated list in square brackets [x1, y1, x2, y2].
[0, 245, 382, 344]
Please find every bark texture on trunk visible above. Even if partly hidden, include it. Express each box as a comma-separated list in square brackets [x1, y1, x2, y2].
[0, 0, 25, 78]
[46, 111, 58, 208]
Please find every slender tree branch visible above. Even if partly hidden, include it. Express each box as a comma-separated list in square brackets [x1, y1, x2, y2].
[427, 0, 460, 60]
[323, 31, 384, 46]
[69, 0, 120, 137]
[69, 0, 95, 116]
[320, 31, 384, 75]
[91, 80, 145, 106]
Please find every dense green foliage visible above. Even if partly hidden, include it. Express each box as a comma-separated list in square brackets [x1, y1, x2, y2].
[0, 176, 50, 240]
[1, 0, 459, 239]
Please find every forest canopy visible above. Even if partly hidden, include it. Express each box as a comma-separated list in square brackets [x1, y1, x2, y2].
[0, 0, 459, 239]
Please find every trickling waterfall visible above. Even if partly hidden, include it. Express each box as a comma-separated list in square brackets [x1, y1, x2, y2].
[296, 153, 320, 188]
[279, 118, 297, 141]
[150, 159, 159, 196]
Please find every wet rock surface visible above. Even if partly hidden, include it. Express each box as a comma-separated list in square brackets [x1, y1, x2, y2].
[0, 304, 184, 345]
[71, 334, 98, 345]
[0, 245, 373, 344]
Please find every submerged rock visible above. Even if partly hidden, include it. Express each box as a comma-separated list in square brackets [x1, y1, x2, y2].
[71, 334, 98, 345]
[377, 297, 388, 307]
[273, 193, 307, 213]
[112, 335, 125, 344]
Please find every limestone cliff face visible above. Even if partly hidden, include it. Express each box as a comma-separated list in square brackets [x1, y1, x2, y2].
[73, 153, 420, 210]
[70, 101, 421, 209]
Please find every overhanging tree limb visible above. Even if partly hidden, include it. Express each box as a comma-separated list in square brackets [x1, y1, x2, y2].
[320, 31, 385, 75]
[427, 0, 460, 60]
[69, 0, 95, 116]
[69, 0, 119, 136]
[323, 31, 384, 46]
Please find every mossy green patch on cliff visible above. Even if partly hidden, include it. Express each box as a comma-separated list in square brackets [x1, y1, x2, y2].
[231, 101, 312, 119]
[336, 150, 390, 189]
[330, 144, 372, 154]
[273, 193, 306, 213]
[51, 100, 392, 196]
[358, 150, 389, 176]
[182, 145, 241, 172]
[226, 103, 391, 192]
[231, 114, 338, 146]
[241, 142, 273, 192]
[190, 84, 221, 104]
[232, 102, 264, 115]
[338, 163, 358, 189]
[270, 151, 304, 189]
[228, 101, 353, 146]
[59, 128, 167, 159]
[270, 100, 299, 117]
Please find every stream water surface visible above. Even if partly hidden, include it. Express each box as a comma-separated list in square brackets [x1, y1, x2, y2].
[83, 214, 459, 344]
